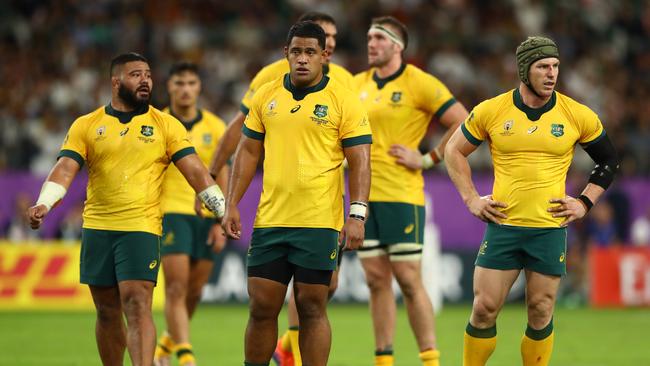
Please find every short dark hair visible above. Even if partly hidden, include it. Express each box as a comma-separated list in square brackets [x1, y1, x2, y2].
[298, 12, 336, 25]
[168, 61, 200, 78]
[371, 16, 409, 49]
[286, 21, 326, 50]
[110, 52, 148, 77]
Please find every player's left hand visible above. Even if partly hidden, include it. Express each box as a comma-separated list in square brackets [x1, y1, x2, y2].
[388, 144, 423, 170]
[548, 196, 587, 227]
[339, 217, 365, 250]
[207, 223, 227, 253]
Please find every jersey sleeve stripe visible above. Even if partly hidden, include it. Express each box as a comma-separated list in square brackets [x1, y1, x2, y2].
[242, 125, 265, 140]
[461, 123, 482, 146]
[58, 149, 85, 168]
[239, 103, 250, 115]
[580, 129, 606, 147]
[171, 146, 196, 163]
[342, 134, 372, 147]
[434, 97, 457, 118]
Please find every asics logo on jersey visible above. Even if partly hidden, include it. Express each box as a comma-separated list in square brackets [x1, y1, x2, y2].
[559, 252, 565, 262]
[120, 127, 129, 136]
[149, 260, 158, 269]
[404, 223, 415, 234]
[330, 248, 337, 260]
[527, 126, 538, 134]
[290, 105, 301, 113]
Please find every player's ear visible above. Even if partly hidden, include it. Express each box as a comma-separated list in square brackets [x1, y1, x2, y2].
[284, 46, 289, 59]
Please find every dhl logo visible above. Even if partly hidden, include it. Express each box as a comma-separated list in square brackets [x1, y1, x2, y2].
[0, 242, 164, 309]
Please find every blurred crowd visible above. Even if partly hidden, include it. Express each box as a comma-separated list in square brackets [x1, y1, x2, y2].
[1, 0, 649, 175]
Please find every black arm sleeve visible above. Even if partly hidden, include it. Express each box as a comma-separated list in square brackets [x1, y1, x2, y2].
[581, 132, 619, 190]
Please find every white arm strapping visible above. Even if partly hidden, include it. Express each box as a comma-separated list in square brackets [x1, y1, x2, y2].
[198, 185, 225, 218]
[36, 181, 67, 211]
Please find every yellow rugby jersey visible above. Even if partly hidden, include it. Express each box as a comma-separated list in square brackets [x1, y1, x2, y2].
[354, 64, 457, 205]
[462, 89, 605, 227]
[240, 59, 355, 114]
[160, 108, 226, 216]
[243, 74, 372, 230]
[59, 104, 195, 235]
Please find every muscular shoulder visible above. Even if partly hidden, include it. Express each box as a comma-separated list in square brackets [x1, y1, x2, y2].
[555, 91, 598, 120]
[250, 59, 289, 90]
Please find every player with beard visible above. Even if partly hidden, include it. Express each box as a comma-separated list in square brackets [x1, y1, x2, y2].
[27, 52, 225, 366]
[222, 22, 371, 366]
[354, 16, 468, 366]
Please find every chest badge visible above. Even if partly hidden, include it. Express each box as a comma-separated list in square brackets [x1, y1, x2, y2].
[203, 133, 212, 145]
[391, 91, 402, 103]
[313, 104, 328, 118]
[140, 125, 154, 137]
[551, 123, 564, 137]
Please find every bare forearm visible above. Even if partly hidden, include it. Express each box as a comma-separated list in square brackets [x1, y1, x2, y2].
[446, 149, 479, 206]
[216, 165, 229, 197]
[227, 142, 260, 206]
[209, 112, 245, 176]
[47, 158, 80, 189]
[579, 183, 606, 205]
[345, 145, 371, 202]
[176, 155, 215, 193]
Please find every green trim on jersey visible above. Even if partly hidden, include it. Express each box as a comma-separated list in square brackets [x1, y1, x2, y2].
[513, 88, 556, 121]
[240, 103, 250, 115]
[168, 108, 203, 130]
[105, 103, 149, 124]
[283, 74, 330, 101]
[171, 146, 196, 163]
[342, 134, 372, 147]
[242, 125, 265, 140]
[461, 123, 482, 146]
[581, 130, 606, 147]
[58, 149, 85, 167]
[372, 63, 406, 90]
[434, 98, 457, 118]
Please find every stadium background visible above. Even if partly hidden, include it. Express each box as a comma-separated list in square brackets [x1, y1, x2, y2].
[1, 0, 649, 365]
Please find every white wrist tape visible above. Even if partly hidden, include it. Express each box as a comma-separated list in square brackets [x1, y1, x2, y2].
[36, 181, 67, 211]
[422, 154, 435, 169]
[349, 201, 368, 221]
[198, 185, 225, 218]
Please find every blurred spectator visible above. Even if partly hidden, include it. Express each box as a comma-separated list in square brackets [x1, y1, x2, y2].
[585, 201, 621, 247]
[4, 192, 41, 241]
[631, 207, 650, 247]
[56, 202, 83, 242]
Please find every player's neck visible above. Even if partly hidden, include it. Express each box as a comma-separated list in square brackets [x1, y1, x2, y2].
[518, 84, 552, 108]
[290, 72, 324, 89]
[111, 97, 140, 113]
[170, 104, 199, 123]
[375, 56, 403, 78]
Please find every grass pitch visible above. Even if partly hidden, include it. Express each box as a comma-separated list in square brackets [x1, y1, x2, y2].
[1, 304, 648, 365]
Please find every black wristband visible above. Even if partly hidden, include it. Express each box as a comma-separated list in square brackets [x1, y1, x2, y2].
[577, 195, 593, 212]
[349, 214, 365, 222]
